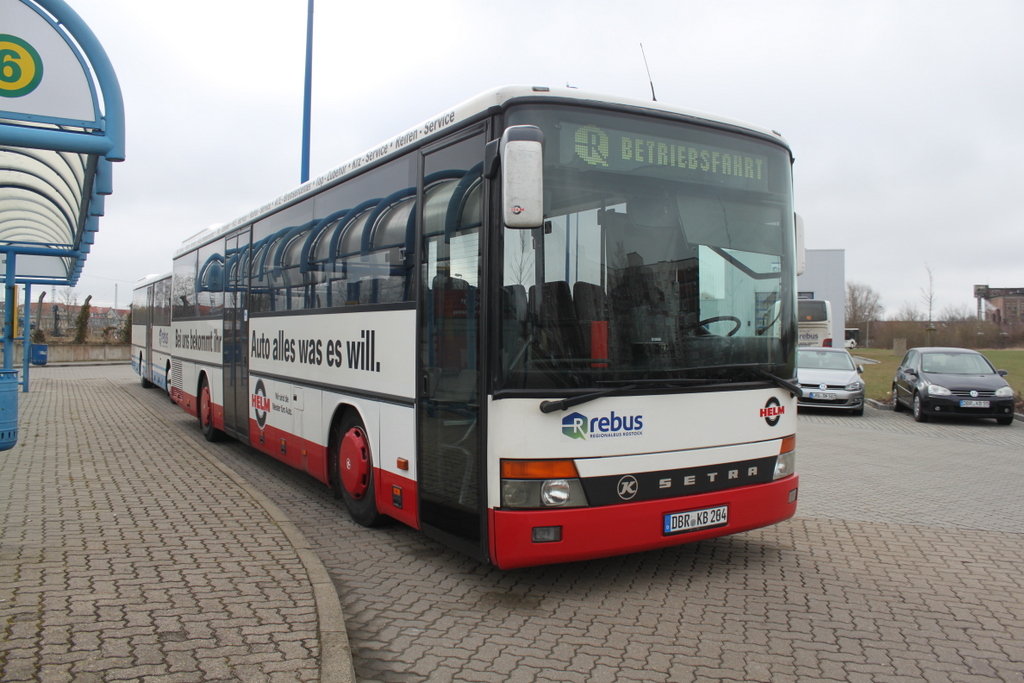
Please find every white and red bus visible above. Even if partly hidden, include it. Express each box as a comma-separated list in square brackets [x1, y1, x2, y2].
[143, 86, 802, 569]
[131, 272, 173, 396]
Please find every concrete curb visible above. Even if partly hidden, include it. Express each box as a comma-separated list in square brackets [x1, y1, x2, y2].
[131, 391, 356, 683]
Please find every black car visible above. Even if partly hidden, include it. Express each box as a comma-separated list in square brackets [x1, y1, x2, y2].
[892, 347, 1016, 425]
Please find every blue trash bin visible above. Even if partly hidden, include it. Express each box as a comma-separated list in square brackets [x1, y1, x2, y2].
[30, 344, 48, 366]
[0, 369, 19, 451]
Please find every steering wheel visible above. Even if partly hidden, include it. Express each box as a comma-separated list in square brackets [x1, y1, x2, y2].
[681, 315, 742, 337]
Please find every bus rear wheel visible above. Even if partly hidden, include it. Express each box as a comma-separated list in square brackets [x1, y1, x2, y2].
[199, 376, 222, 441]
[330, 412, 385, 528]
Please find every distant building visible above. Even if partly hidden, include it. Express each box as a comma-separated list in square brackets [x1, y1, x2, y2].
[23, 302, 129, 340]
[974, 286, 1024, 330]
[797, 249, 846, 345]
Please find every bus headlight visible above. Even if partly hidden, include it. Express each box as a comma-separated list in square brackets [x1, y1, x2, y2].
[500, 460, 589, 509]
[541, 479, 571, 506]
[501, 480, 533, 508]
[500, 478, 589, 509]
[774, 451, 796, 479]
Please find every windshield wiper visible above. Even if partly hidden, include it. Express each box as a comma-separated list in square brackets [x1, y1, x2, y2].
[750, 367, 803, 398]
[660, 363, 803, 398]
[539, 384, 637, 413]
[538, 365, 802, 414]
[539, 376, 720, 413]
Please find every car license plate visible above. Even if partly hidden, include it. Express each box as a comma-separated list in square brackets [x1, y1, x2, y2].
[664, 505, 728, 535]
[809, 392, 837, 400]
[960, 400, 990, 408]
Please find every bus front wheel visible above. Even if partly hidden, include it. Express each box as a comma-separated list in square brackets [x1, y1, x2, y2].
[330, 412, 385, 528]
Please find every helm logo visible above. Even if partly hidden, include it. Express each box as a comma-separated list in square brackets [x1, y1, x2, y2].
[760, 397, 784, 427]
[251, 379, 269, 429]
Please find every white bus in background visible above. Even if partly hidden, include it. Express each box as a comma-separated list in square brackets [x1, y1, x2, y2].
[131, 273, 173, 396]
[145, 86, 803, 569]
[798, 299, 832, 347]
[844, 328, 860, 349]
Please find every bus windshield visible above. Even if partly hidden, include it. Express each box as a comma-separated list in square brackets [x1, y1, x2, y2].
[798, 300, 829, 322]
[499, 105, 796, 391]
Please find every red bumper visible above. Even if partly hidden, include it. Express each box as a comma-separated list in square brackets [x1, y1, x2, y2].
[489, 475, 798, 569]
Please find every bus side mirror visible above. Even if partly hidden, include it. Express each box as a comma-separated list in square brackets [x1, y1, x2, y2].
[501, 125, 544, 229]
[795, 213, 806, 276]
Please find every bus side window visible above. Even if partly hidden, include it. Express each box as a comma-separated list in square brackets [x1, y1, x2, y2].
[172, 251, 197, 319]
[196, 240, 225, 318]
[363, 194, 416, 305]
[271, 221, 316, 311]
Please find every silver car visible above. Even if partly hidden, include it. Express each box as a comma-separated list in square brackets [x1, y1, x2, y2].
[796, 347, 865, 415]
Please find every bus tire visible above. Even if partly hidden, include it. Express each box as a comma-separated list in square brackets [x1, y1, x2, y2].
[199, 376, 223, 441]
[140, 354, 154, 388]
[166, 362, 175, 403]
[330, 412, 386, 528]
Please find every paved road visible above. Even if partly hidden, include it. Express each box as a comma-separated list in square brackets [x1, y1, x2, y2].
[5, 365, 1023, 682]
[0, 365, 351, 683]
[129, 367, 1024, 682]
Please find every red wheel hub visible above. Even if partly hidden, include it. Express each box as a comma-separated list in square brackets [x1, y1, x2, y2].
[339, 427, 370, 499]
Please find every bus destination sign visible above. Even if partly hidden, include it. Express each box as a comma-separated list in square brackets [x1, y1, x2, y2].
[561, 123, 770, 192]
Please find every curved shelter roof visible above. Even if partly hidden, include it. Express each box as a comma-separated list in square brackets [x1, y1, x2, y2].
[0, 0, 125, 286]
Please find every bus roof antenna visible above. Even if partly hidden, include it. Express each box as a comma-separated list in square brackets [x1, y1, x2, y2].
[640, 43, 657, 102]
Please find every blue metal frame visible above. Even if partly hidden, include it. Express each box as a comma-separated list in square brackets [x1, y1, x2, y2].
[0, 0, 126, 400]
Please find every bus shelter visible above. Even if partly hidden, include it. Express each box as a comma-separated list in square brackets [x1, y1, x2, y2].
[0, 0, 124, 446]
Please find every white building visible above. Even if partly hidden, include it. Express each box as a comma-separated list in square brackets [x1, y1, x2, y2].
[797, 249, 846, 346]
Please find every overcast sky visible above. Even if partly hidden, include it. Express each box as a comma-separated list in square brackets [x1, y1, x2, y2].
[62, 0, 1023, 317]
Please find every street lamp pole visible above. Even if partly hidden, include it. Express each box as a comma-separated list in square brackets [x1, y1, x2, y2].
[300, 0, 314, 184]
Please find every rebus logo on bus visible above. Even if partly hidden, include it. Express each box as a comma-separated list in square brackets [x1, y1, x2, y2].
[0, 34, 43, 98]
[561, 410, 643, 440]
[574, 125, 610, 167]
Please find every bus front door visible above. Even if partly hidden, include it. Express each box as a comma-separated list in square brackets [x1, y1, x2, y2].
[416, 131, 486, 555]
[144, 284, 155, 385]
[222, 229, 250, 439]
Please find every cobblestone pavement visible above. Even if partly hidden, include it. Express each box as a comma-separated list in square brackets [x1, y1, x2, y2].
[127, 367, 1024, 682]
[7, 365, 1024, 682]
[0, 365, 353, 682]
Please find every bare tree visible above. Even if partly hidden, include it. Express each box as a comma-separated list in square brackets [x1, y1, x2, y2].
[920, 263, 936, 323]
[55, 287, 78, 308]
[506, 230, 535, 286]
[892, 303, 925, 322]
[846, 282, 884, 326]
[939, 303, 977, 322]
